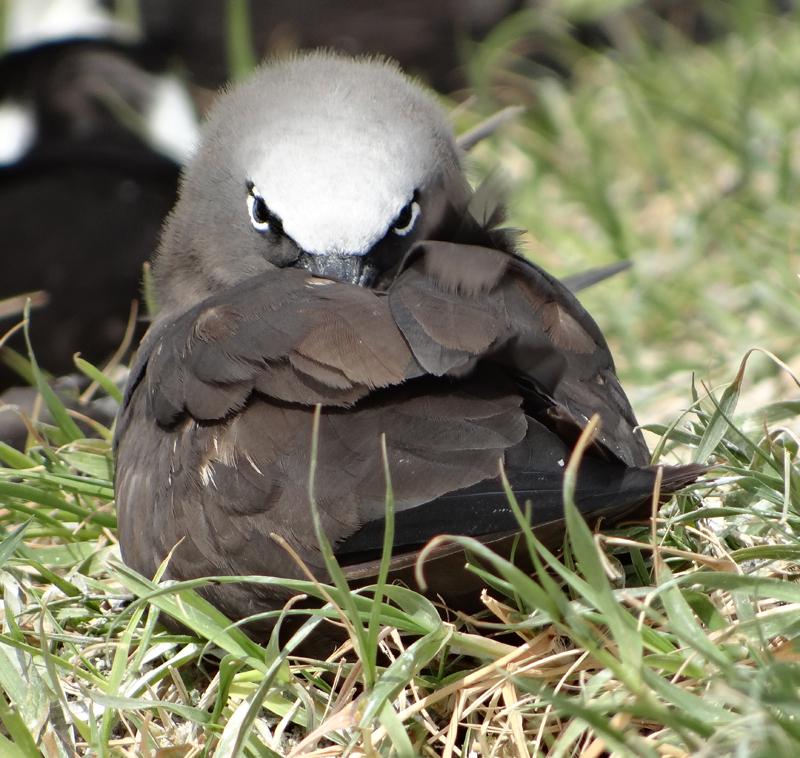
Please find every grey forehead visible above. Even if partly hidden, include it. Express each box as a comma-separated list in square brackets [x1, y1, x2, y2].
[204, 52, 458, 172]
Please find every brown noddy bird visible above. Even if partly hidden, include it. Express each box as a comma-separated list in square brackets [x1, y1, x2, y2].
[114, 52, 703, 636]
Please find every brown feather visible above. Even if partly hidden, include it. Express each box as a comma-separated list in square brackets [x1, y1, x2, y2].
[540, 301, 597, 354]
[396, 283, 506, 353]
[419, 241, 508, 297]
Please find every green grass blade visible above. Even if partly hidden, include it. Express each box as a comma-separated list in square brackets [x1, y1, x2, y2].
[306, 405, 372, 682]
[0, 442, 37, 470]
[225, 0, 257, 81]
[0, 518, 31, 567]
[22, 302, 83, 443]
[73, 357, 123, 404]
[0, 694, 43, 758]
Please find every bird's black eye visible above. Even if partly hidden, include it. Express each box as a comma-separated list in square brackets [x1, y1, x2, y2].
[392, 192, 421, 236]
[246, 182, 283, 235]
[252, 195, 269, 225]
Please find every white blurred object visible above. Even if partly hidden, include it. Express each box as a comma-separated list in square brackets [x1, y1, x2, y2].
[0, 101, 36, 165]
[0, 1, 199, 167]
[145, 75, 200, 164]
[3, 0, 139, 53]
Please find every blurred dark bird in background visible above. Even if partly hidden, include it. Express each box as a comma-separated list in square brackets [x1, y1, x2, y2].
[0, 3, 198, 391]
[114, 52, 704, 641]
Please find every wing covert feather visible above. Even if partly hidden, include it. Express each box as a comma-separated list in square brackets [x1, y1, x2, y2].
[129, 269, 415, 426]
[389, 242, 650, 466]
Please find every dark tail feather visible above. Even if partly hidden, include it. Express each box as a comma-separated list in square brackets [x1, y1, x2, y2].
[655, 463, 710, 496]
[456, 105, 526, 151]
[562, 260, 633, 292]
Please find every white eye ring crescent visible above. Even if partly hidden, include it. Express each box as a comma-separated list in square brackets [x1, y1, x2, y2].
[393, 201, 420, 236]
[247, 186, 271, 232]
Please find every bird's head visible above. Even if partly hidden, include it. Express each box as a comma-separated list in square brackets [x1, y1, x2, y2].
[153, 51, 468, 315]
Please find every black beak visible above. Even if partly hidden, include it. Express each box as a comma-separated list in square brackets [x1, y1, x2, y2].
[294, 251, 378, 287]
